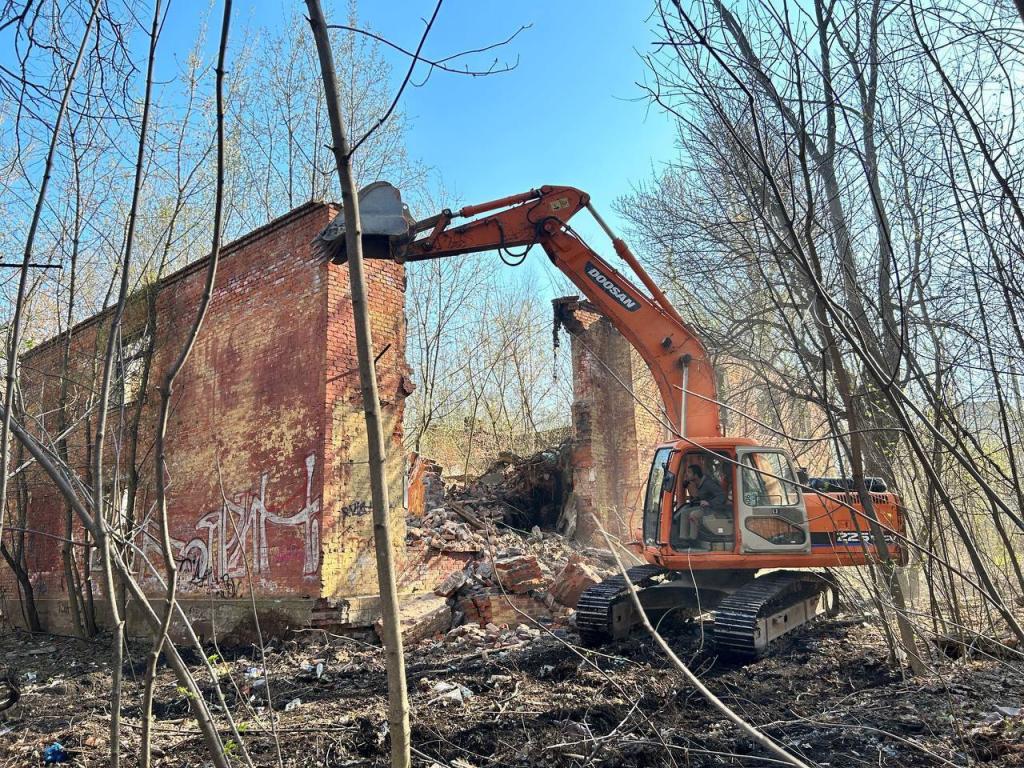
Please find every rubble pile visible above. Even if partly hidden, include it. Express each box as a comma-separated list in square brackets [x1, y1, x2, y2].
[407, 443, 577, 554]
[428, 534, 611, 643]
[410, 522, 619, 640]
[407, 505, 494, 551]
[447, 442, 573, 531]
[438, 621, 543, 652]
[402, 447, 618, 651]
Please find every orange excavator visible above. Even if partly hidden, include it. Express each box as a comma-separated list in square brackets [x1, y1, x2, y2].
[325, 183, 908, 656]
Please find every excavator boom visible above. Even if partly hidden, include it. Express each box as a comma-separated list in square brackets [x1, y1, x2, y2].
[340, 184, 722, 439]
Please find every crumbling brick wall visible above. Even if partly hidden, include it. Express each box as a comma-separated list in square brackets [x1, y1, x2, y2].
[320, 235, 413, 603]
[1, 202, 413, 638]
[157, 202, 333, 611]
[562, 300, 653, 546]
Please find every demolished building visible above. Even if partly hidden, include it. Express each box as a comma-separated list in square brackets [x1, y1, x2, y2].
[3, 202, 452, 638]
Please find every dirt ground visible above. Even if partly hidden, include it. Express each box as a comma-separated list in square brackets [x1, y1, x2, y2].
[1, 615, 1022, 767]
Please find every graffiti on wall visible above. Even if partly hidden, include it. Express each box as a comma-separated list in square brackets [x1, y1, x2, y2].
[183, 453, 320, 584]
[139, 453, 321, 591]
[340, 499, 371, 517]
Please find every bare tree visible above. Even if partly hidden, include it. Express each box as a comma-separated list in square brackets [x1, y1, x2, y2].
[306, 2, 412, 764]
[140, 2, 234, 765]
[0, 0, 100, 557]
[409, 267, 572, 475]
[621, 0, 1024, 666]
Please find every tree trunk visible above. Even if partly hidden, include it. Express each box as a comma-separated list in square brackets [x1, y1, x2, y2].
[305, 4, 411, 766]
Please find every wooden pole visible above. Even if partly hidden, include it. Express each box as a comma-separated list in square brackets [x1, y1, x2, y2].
[305, 3, 411, 766]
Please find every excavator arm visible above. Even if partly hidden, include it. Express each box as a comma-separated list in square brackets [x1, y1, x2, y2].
[338, 184, 721, 438]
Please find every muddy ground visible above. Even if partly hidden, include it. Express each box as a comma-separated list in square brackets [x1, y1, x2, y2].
[1, 616, 1022, 767]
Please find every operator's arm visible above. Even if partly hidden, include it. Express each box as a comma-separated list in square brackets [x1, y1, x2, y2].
[692, 478, 726, 511]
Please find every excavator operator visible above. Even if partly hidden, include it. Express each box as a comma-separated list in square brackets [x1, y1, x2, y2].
[676, 464, 727, 547]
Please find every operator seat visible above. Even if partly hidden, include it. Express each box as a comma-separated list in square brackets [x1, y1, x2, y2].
[699, 511, 734, 542]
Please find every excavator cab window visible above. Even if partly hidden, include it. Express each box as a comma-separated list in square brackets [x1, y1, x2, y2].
[643, 447, 675, 544]
[681, 451, 734, 509]
[738, 451, 809, 550]
[740, 452, 799, 507]
[674, 451, 735, 548]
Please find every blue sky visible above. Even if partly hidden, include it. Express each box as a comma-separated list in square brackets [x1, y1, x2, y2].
[0, 0, 681, 311]
[358, 1, 679, 295]
[0, 1, 677, 300]
[159, 1, 677, 220]
[359, 3, 675, 217]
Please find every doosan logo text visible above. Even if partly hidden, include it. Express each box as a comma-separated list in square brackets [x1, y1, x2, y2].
[585, 262, 640, 311]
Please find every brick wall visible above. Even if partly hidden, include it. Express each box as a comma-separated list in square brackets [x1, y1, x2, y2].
[155, 202, 331, 603]
[559, 294, 675, 548]
[565, 302, 646, 546]
[1, 202, 415, 637]
[320, 234, 413, 600]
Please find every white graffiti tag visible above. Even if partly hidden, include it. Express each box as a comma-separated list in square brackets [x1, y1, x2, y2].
[176, 454, 321, 585]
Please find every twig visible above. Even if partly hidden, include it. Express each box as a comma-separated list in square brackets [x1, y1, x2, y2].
[0, 0, 100, 566]
[143, 2, 240, 767]
[348, 0, 444, 157]
[327, 21, 528, 77]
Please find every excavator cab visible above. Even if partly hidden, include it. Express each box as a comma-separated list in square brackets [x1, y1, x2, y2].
[641, 441, 811, 556]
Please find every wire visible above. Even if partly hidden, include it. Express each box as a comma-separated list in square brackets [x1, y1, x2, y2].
[493, 218, 531, 266]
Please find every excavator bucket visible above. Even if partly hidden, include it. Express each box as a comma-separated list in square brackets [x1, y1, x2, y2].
[316, 181, 413, 263]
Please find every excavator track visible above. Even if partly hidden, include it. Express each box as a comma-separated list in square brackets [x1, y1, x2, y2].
[712, 571, 832, 658]
[575, 564, 666, 644]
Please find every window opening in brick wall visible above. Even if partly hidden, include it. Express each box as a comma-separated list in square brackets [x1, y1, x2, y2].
[117, 327, 150, 407]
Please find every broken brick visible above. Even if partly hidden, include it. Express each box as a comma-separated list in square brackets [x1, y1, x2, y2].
[434, 568, 468, 598]
[457, 590, 552, 627]
[493, 554, 546, 594]
[457, 594, 493, 626]
[488, 592, 553, 627]
[548, 554, 602, 608]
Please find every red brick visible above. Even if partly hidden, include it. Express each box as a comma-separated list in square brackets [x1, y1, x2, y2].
[457, 591, 552, 627]
[548, 554, 601, 608]
[493, 554, 547, 594]
[433, 569, 468, 598]
[7, 201, 414, 636]
[375, 595, 451, 645]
